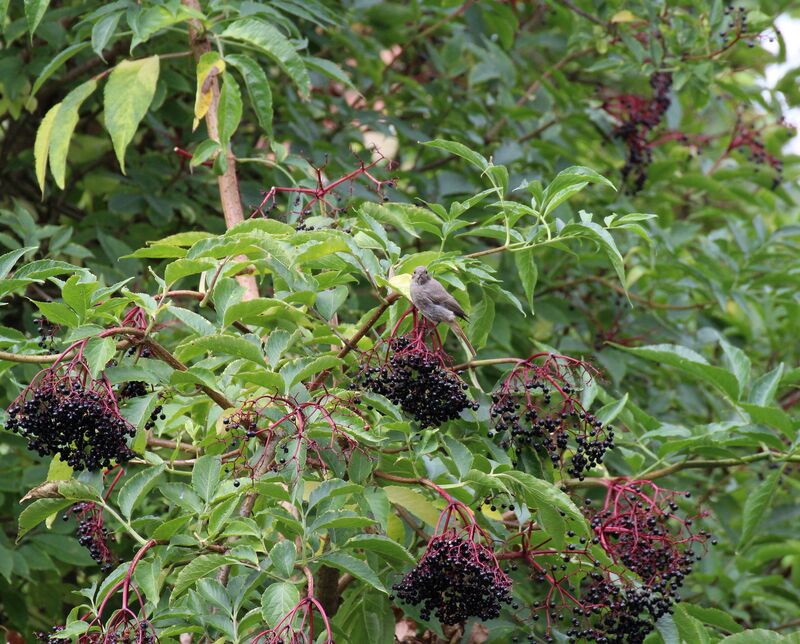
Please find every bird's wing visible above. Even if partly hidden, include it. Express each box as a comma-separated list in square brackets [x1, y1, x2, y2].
[428, 279, 468, 319]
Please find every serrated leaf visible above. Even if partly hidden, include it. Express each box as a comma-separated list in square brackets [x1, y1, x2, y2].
[104, 56, 160, 173]
[176, 334, 265, 366]
[170, 306, 215, 335]
[117, 464, 165, 519]
[83, 337, 116, 379]
[673, 604, 711, 644]
[226, 54, 273, 136]
[171, 554, 237, 600]
[164, 258, 215, 286]
[261, 582, 299, 626]
[469, 290, 493, 350]
[290, 355, 343, 386]
[738, 466, 783, 551]
[0, 247, 37, 281]
[192, 455, 222, 504]
[749, 363, 784, 406]
[345, 534, 415, 565]
[221, 19, 310, 99]
[681, 604, 743, 634]
[320, 552, 385, 592]
[315, 286, 348, 320]
[497, 471, 587, 533]
[269, 541, 296, 578]
[48, 79, 98, 189]
[218, 72, 242, 145]
[561, 221, 626, 287]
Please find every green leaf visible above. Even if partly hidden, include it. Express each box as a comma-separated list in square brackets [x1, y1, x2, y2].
[176, 334, 265, 366]
[169, 306, 215, 335]
[738, 466, 783, 551]
[48, 79, 98, 189]
[720, 338, 751, 397]
[673, 604, 711, 644]
[345, 534, 415, 565]
[47, 455, 73, 481]
[83, 337, 116, 379]
[218, 72, 242, 146]
[269, 541, 296, 578]
[260, 582, 299, 626]
[117, 464, 165, 519]
[290, 355, 343, 386]
[542, 166, 615, 216]
[422, 139, 488, 171]
[469, 290, 494, 350]
[749, 363, 784, 405]
[561, 221, 626, 287]
[305, 56, 358, 92]
[191, 455, 222, 504]
[104, 56, 160, 174]
[615, 344, 740, 401]
[171, 554, 237, 601]
[681, 604, 743, 634]
[0, 247, 37, 281]
[24, 0, 50, 37]
[18, 499, 73, 542]
[91, 10, 123, 60]
[315, 286, 348, 320]
[164, 258, 215, 285]
[34, 104, 60, 193]
[226, 54, 273, 137]
[497, 471, 586, 532]
[514, 247, 537, 313]
[32, 42, 91, 97]
[320, 551, 386, 593]
[719, 630, 787, 644]
[221, 19, 310, 99]
[31, 300, 79, 327]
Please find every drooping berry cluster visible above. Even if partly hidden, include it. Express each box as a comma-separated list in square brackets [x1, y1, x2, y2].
[64, 502, 115, 572]
[6, 361, 136, 471]
[588, 479, 712, 595]
[356, 311, 475, 428]
[489, 353, 612, 478]
[34, 626, 67, 643]
[723, 116, 785, 188]
[603, 71, 673, 192]
[392, 498, 512, 625]
[222, 391, 363, 478]
[119, 381, 147, 399]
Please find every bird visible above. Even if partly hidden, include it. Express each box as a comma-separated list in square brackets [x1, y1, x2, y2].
[410, 266, 476, 357]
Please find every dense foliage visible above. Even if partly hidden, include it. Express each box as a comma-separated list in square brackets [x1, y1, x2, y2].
[1, 1, 799, 642]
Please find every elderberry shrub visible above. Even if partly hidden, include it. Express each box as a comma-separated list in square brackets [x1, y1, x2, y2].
[64, 502, 115, 572]
[392, 531, 512, 625]
[489, 355, 613, 478]
[6, 373, 136, 471]
[357, 336, 476, 428]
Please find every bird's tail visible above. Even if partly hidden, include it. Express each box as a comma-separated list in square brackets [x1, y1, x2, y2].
[449, 320, 476, 358]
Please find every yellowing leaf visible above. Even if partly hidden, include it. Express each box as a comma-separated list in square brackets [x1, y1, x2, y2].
[388, 273, 412, 300]
[104, 56, 160, 173]
[34, 103, 59, 194]
[611, 10, 638, 23]
[48, 79, 98, 189]
[193, 52, 225, 132]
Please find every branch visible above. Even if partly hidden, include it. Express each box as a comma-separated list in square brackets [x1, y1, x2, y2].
[181, 0, 258, 301]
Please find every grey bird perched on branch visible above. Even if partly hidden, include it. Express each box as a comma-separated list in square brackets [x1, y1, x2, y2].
[410, 266, 476, 357]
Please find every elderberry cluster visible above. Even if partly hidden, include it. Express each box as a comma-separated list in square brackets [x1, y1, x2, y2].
[65, 502, 115, 572]
[34, 626, 67, 643]
[607, 71, 673, 193]
[489, 381, 613, 478]
[35, 316, 58, 349]
[7, 378, 135, 471]
[119, 381, 147, 399]
[357, 337, 476, 428]
[391, 533, 512, 625]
